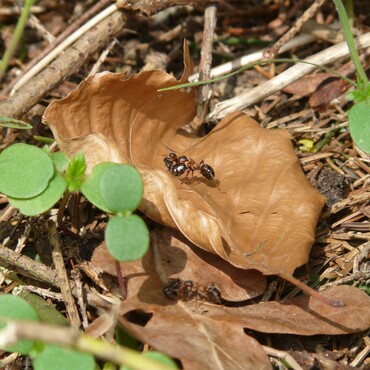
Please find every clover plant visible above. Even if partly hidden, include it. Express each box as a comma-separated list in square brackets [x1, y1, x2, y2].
[0, 143, 150, 260]
[0, 143, 152, 368]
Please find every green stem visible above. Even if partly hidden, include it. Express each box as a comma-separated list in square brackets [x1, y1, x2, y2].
[0, 0, 36, 79]
[333, 0, 368, 86]
[158, 58, 356, 92]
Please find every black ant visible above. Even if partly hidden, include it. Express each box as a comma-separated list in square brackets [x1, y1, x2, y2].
[163, 278, 196, 301]
[163, 152, 215, 181]
[163, 278, 222, 304]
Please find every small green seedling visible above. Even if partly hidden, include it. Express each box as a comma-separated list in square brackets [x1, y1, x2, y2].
[82, 163, 149, 261]
[0, 143, 150, 260]
[0, 294, 175, 370]
[0, 294, 39, 354]
[0, 145, 154, 367]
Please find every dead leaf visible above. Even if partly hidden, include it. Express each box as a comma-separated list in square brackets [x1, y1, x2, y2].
[92, 229, 271, 369]
[283, 61, 353, 105]
[92, 228, 267, 303]
[117, 279, 370, 369]
[43, 44, 326, 280]
[308, 78, 350, 108]
[90, 229, 370, 369]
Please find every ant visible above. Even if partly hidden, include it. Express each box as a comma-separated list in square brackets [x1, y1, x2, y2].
[163, 278, 196, 301]
[163, 278, 223, 304]
[206, 283, 223, 304]
[163, 152, 215, 181]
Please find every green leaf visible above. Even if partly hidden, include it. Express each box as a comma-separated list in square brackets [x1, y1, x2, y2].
[105, 215, 149, 261]
[33, 344, 95, 370]
[18, 291, 69, 326]
[100, 164, 143, 213]
[81, 163, 117, 213]
[0, 143, 54, 198]
[120, 351, 178, 370]
[115, 326, 140, 350]
[0, 116, 32, 129]
[143, 352, 178, 369]
[33, 135, 55, 144]
[66, 152, 86, 192]
[348, 101, 370, 154]
[0, 294, 39, 354]
[8, 172, 67, 216]
[51, 152, 69, 173]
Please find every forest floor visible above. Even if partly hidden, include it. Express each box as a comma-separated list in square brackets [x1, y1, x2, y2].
[0, 1, 369, 369]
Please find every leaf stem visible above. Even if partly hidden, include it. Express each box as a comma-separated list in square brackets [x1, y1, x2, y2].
[333, 0, 368, 86]
[158, 58, 356, 92]
[0, 0, 36, 80]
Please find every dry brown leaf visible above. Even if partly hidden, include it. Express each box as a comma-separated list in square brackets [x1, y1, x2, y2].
[92, 229, 271, 370]
[119, 301, 272, 370]
[308, 78, 350, 108]
[43, 54, 326, 278]
[283, 72, 333, 97]
[117, 282, 370, 370]
[283, 61, 354, 101]
[91, 229, 370, 369]
[92, 228, 267, 303]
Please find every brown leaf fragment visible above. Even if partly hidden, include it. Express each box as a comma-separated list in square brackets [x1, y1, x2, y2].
[283, 73, 333, 97]
[119, 301, 272, 370]
[117, 281, 369, 369]
[283, 60, 354, 101]
[308, 77, 350, 108]
[90, 230, 370, 368]
[91, 228, 267, 303]
[200, 285, 370, 336]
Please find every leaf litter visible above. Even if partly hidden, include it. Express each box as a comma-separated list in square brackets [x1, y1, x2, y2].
[42, 45, 370, 368]
[91, 229, 370, 369]
[1, 2, 370, 369]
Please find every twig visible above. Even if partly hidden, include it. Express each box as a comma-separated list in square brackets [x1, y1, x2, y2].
[263, 0, 327, 59]
[117, 0, 219, 16]
[0, 320, 175, 370]
[279, 271, 345, 307]
[194, 4, 217, 127]
[1, 0, 112, 95]
[0, 242, 58, 286]
[48, 220, 81, 328]
[88, 39, 118, 76]
[0, 243, 112, 309]
[9, 3, 117, 95]
[0, 352, 19, 368]
[71, 269, 89, 330]
[263, 345, 303, 370]
[189, 33, 318, 82]
[208, 32, 370, 120]
[0, 9, 127, 118]
[25, 285, 64, 301]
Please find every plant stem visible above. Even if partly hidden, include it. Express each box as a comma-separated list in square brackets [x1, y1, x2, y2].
[333, 0, 368, 86]
[0, 0, 36, 80]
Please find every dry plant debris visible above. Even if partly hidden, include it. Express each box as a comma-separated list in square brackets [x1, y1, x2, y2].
[0, 1, 370, 369]
[90, 229, 370, 370]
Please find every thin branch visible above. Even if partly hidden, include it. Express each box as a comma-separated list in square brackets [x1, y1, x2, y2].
[0, 320, 175, 370]
[48, 220, 81, 328]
